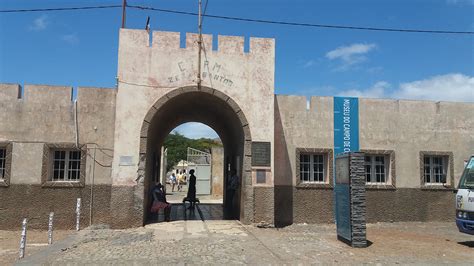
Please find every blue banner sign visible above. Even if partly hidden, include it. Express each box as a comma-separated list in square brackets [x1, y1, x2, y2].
[333, 97, 359, 156]
[333, 97, 359, 243]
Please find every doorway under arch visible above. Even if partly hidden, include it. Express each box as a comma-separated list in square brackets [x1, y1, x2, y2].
[139, 86, 253, 224]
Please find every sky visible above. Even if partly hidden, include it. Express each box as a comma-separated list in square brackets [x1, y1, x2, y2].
[0, 0, 473, 139]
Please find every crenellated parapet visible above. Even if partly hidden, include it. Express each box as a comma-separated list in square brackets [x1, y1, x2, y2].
[0, 84, 117, 143]
[24, 84, 73, 104]
[119, 28, 274, 55]
[0, 84, 116, 104]
[117, 28, 275, 94]
[0, 83, 21, 100]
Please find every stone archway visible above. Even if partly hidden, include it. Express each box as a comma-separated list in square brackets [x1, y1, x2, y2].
[138, 86, 253, 224]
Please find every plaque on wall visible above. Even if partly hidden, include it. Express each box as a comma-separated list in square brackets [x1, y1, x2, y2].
[256, 170, 266, 184]
[252, 142, 271, 167]
[119, 156, 134, 166]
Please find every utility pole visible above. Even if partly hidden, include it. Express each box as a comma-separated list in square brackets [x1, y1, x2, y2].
[121, 0, 127, 28]
[197, 0, 202, 89]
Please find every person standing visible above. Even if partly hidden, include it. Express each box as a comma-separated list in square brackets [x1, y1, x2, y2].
[187, 169, 197, 209]
[226, 169, 240, 214]
[177, 171, 182, 192]
[169, 172, 177, 192]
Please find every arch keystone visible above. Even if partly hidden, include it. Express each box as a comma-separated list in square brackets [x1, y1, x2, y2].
[181, 86, 199, 93]
[200, 86, 214, 95]
[165, 87, 185, 99]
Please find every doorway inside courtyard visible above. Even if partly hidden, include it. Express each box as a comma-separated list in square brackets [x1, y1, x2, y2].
[139, 87, 253, 224]
[156, 123, 226, 222]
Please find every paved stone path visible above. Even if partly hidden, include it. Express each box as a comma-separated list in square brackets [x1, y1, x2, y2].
[15, 221, 474, 265]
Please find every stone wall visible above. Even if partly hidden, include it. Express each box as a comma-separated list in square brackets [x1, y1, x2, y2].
[349, 153, 367, 248]
[274, 94, 474, 225]
[0, 84, 117, 229]
[113, 29, 275, 186]
[359, 98, 473, 187]
[113, 29, 276, 224]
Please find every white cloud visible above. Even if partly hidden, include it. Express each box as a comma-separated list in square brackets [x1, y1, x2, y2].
[62, 33, 79, 45]
[172, 122, 219, 139]
[338, 81, 390, 98]
[29, 15, 49, 31]
[303, 60, 316, 68]
[338, 73, 474, 102]
[326, 43, 377, 71]
[446, 0, 474, 5]
[394, 73, 474, 102]
[326, 43, 377, 60]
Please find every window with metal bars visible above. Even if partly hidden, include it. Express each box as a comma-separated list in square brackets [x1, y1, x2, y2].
[300, 153, 326, 183]
[50, 150, 81, 181]
[0, 148, 5, 179]
[423, 155, 447, 184]
[365, 155, 387, 184]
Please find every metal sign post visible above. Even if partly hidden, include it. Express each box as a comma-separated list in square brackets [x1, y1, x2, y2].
[48, 212, 54, 245]
[19, 218, 27, 259]
[76, 198, 81, 231]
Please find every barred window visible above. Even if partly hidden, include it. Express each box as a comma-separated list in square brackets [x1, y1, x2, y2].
[424, 155, 447, 184]
[0, 148, 5, 179]
[300, 154, 326, 183]
[365, 155, 387, 184]
[50, 150, 81, 181]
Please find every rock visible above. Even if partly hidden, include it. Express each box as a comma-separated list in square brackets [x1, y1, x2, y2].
[256, 221, 273, 228]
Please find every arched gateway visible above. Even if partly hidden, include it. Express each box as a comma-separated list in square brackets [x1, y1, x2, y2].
[0, 28, 472, 231]
[109, 29, 276, 227]
[139, 86, 253, 223]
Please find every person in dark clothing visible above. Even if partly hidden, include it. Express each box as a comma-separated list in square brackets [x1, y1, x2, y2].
[226, 169, 240, 218]
[150, 182, 171, 222]
[186, 169, 197, 209]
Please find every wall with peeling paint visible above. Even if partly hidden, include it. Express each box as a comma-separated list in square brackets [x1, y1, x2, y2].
[112, 29, 275, 188]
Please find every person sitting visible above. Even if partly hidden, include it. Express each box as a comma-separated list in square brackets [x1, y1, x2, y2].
[150, 182, 171, 222]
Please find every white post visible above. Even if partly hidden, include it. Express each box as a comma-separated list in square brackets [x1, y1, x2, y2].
[48, 212, 54, 245]
[19, 218, 27, 259]
[76, 198, 81, 231]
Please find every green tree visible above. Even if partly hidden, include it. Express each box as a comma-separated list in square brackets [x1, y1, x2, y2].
[163, 131, 222, 172]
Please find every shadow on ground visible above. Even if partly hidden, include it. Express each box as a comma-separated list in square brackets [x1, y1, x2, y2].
[147, 203, 235, 224]
[458, 241, 474, 248]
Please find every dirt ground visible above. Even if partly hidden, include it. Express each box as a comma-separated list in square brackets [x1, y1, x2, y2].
[0, 230, 72, 265]
[266, 222, 474, 264]
[6, 221, 474, 265]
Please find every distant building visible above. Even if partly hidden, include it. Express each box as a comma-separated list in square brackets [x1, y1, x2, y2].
[0, 29, 472, 229]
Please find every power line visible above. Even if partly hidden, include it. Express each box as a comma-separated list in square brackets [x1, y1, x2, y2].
[0, 5, 121, 13]
[127, 4, 474, 35]
[1, 3, 472, 35]
[201, 0, 209, 24]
